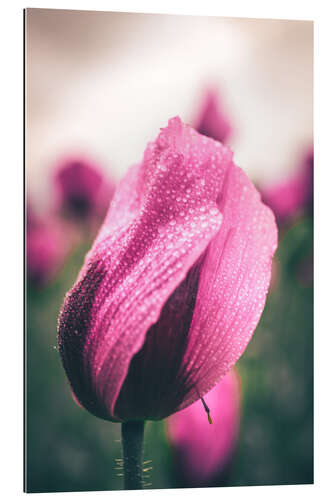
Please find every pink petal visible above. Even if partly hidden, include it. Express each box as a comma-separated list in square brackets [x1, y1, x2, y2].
[174, 160, 277, 411]
[114, 254, 204, 419]
[167, 369, 241, 485]
[58, 117, 233, 421]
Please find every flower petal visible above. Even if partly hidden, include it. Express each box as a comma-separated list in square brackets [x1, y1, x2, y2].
[114, 255, 203, 420]
[58, 117, 233, 421]
[174, 162, 278, 411]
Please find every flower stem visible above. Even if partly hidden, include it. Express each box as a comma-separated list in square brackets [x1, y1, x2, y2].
[121, 420, 145, 490]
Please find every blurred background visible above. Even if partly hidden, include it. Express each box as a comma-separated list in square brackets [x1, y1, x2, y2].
[25, 8, 313, 493]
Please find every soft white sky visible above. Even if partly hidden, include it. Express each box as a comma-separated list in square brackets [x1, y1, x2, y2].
[26, 10, 313, 207]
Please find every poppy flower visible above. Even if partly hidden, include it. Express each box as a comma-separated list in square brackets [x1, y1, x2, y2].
[261, 148, 313, 226]
[193, 88, 232, 143]
[26, 204, 70, 286]
[167, 369, 241, 486]
[53, 157, 115, 223]
[58, 116, 277, 423]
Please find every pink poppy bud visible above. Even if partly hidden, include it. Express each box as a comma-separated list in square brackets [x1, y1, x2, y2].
[193, 89, 232, 143]
[53, 157, 115, 222]
[261, 148, 313, 225]
[58, 117, 277, 422]
[27, 204, 70, 286]
[167, 369, 241, 486]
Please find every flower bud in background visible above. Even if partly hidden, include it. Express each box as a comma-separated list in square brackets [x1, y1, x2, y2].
[193, 88, 232, 143]
[166, 369, 241, 487]
[27, 203, 71, 287]
[58, 117, 277, 423]
[261, 148, 313, 226]
[53, 157, 115, 225]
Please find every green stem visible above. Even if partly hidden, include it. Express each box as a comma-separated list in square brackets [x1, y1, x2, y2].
[121, 420, 145, 490]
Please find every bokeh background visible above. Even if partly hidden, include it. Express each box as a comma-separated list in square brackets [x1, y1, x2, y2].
[25, 8, 313, 492]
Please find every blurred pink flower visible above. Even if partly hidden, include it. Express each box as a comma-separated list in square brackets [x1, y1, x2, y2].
[58, 117, 277, 422]
[261, 148, 313, 225]
[27, 204, 70, 286]
[193, 88, 232, 143]
[53, 157, 115, 223]
[167, 369, 241, 486]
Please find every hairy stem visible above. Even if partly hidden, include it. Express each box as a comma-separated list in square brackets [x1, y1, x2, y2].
[121, 420, 145, 490]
